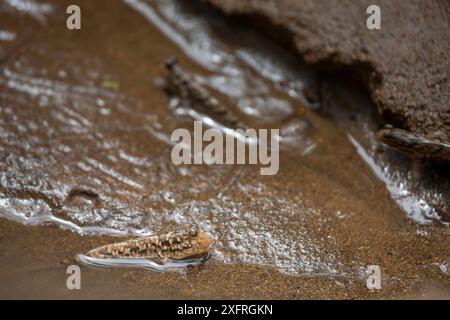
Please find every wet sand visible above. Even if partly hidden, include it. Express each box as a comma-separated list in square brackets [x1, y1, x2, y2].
[0, 0, 449, 299]
[1, 218, 450, 299]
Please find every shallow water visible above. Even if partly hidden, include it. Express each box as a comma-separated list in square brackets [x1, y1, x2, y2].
[127, 0, 450, 225]
[77, 254, 210, 273]
[0, 0, 449, 298]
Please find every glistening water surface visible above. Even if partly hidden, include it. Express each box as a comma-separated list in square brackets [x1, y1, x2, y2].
[0, 0, 449, 298]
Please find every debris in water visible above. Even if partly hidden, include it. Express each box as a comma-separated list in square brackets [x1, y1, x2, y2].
[101, 79, 120, 91]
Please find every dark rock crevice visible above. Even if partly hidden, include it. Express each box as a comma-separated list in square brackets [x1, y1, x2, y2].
[202, 0, 449, 140]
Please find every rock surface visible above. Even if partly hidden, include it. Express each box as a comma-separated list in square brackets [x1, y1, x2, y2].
[206, 0, 450, 140]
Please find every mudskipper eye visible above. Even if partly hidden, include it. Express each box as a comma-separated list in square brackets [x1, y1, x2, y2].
[189, 224, 198, 237]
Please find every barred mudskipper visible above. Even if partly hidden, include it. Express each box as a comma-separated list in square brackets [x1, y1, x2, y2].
[78, 224, 212, 271]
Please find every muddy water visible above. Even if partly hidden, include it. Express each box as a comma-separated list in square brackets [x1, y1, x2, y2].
[0, 0, 449, 299]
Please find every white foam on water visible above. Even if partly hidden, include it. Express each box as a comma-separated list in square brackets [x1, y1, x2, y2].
[0, 30, 16, 42]
[4, 0, 53, 23]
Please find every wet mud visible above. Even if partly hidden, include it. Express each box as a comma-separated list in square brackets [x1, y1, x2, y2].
[0, 0, 449, 299]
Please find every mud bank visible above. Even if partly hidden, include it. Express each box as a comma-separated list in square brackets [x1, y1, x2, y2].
[205, 0, 450, 138]
[0, 0, 449, 299]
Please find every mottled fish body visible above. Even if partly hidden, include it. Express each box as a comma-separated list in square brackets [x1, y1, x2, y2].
[85, 224, 212, 264]
[378, 128, 450, 163]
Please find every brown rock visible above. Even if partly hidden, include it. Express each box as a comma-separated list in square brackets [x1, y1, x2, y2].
[205, 0, 450, 139]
